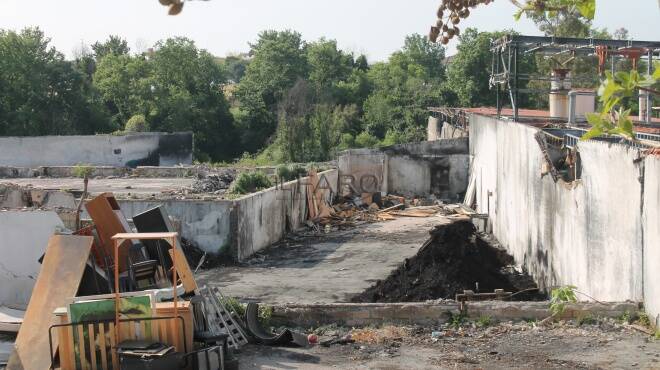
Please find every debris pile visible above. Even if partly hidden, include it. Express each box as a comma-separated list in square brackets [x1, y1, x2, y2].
[307, 188, 444, 230]
[352, 220, 543, 303]
[191, 169, 237, 194]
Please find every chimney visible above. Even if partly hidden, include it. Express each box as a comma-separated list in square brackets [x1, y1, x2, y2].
[549, 68, 571, 120]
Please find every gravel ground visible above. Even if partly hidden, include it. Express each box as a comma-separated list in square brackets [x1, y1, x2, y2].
[237, 318, 660, 369]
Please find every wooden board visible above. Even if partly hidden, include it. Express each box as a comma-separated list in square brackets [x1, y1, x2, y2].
[85, 193, 131, 272]
[0, 307, 24, 333]
[168, 248, 198, 294]
[7, 235, 93, 370]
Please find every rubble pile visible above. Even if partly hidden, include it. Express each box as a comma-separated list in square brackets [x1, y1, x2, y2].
[191, 169, 237, 194]
[308, 192, 444, 230]
[353, 220, 543, 303]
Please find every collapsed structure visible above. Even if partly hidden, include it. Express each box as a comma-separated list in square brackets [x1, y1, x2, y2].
[0, 34, 659, 369]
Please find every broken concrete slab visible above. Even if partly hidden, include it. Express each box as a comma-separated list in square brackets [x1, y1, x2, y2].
[268, 301, 640, 328]
[196, 216, 450, 304]
[0, 211, 67, 309]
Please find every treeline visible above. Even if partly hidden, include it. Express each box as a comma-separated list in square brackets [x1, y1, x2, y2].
[0, 19, 621, 163]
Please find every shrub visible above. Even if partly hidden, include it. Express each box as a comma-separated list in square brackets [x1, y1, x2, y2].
[73, 163, 94, 179]
[355, 131, 379, 148]
[231, 171, 272, 194]
[124, 114, 150, 133]
[276, 164, 307, 182]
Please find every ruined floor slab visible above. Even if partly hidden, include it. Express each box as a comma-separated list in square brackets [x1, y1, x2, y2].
[197, 216, 451, 304]
[0, 177, 193, 196]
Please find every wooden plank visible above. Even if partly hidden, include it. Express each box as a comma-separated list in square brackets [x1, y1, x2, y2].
[112, 232, 178, 240]
[109, 322, 118, 370]
[168, 248, 198, 293]
[88, 323, 98, 370]
[7, 235, 93, 370]
[98, 323, 108, 370]
[85, 193, 131, 272]
[77, 325, 88, 370]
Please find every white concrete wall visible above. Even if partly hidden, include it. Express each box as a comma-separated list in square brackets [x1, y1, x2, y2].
[338, 139, 469, 200]
[643, 155, 660, 327]
[470, 114, 645, 302]
[0, 132, 192, 167]
[116, 200, 233, 254]
[0, 211, 66, 309]
[234, 170, 338, 260]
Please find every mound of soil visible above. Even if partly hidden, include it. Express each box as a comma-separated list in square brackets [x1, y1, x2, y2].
[352, 221, 543, 302]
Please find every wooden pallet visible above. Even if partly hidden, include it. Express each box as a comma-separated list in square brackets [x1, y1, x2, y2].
[198, 287, 249, 349]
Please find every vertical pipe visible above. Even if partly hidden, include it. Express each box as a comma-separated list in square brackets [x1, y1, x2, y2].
[496, 48, 501, 118]
[114, 239, 120, 350]
[647, 50, 653, 124]
[171, 236, 179, 351]
[513, 45, 519, 122]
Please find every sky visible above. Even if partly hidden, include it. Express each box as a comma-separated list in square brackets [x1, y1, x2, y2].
[0, 0, 659, 61]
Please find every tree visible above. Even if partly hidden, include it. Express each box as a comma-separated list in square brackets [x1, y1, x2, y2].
[125, 114, 150, 132]
[234, 30, 309, 152]
[0, 27, 109, 136]
[306, 38, 353, 94]
[221, 54, 250, 83]
[92, 35, 130, 59]
[148, 37, 237, 161]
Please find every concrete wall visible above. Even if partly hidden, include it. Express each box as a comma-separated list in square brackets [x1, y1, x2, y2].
[643, 155, 660, 327]
[338, 139, 469, 201]
[233, 170, 338, 260]
[0, 132, 193, 168]
[0, 211, 66, 309]
[440, 122, 469, 139]
[117, 199, 233, 255]
[470, 114, 648, 303]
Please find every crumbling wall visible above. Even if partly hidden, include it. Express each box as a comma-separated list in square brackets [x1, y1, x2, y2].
[440, 122, 468, 139]
[233, 170, 338, 260]
[643, 155, 660, 327]
[0, 211, 66, 309]
[116, 200, 233, 255]
[0, 132, 193, 168]
[470, 114, 645, 302]
[338, 139, 469, 200]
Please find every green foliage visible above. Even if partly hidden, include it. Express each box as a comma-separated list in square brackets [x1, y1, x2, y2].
[448, 312, 467, 329]
[583, 62, 660, 141]
[637, 312, 651, 328]
[276, 164, 307, 182]
[73, 164, 94, 179]
[354, 131, 380, 148]
[231, 171, 272, 194]
[513, 0, 596, 36]
[617, 310, 633, 324]
[124, 114, 150, 132]
[91, 35, 130, 59]
[549, 285, 577, 317]
[476, 315, 492, 328]
[0, 27, 111, 136]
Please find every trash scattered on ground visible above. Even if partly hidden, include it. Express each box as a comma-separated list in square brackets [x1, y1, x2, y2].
[191, 169, 237, 194]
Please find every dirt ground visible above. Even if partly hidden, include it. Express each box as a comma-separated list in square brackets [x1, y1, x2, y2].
[236, 319, 660, 369]
[197, 216, 450, 304]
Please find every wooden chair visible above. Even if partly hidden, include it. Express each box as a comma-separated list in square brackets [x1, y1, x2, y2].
[126, 243, 159, 291]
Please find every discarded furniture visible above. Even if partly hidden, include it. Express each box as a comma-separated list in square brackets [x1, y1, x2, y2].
[183, 345, 224, 370]
[7, 235, 94, 370]
[111, 232, 181, 350]
[50, 314, 189, 370]
[117, 340, 181, 370]
[132, 206, 188, 273]
[86, 193, 134, 273]
[127, 243, 159, 290]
